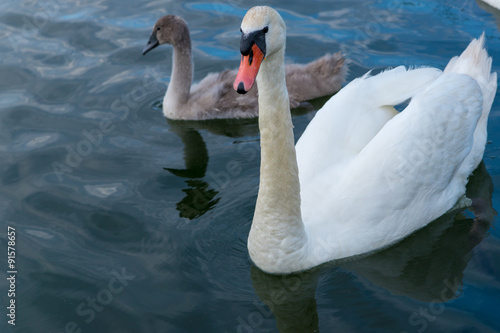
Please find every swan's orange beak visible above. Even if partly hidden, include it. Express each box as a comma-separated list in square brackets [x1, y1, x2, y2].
[234, 44, 265, 94]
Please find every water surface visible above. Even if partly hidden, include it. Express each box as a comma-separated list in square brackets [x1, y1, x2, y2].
[1, 0, 500, 332]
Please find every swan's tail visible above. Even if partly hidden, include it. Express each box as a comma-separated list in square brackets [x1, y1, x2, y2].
[444, 33, 497, 119]
[445, 33, 497, 171]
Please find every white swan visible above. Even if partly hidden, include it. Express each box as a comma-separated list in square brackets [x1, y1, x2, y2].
[142, 15, 346, 120]
[233, 6, 497, 274]
[480, 0, 500, 10]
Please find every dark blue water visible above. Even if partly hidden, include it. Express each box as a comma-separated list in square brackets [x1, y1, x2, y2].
[1, 0, 500, 332]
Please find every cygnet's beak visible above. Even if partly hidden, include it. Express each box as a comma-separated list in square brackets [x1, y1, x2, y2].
[142, 32, 159, 55]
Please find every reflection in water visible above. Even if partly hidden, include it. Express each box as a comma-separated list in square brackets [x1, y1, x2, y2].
[164, 121, 219, 219]
[250, 162, 496, 333]
[165, 123, 209, 179]
[176, 179, 220, 219]
[251, 267, 321, 333]
[164, 117, 263, 219]
[163, 97, 328, 220]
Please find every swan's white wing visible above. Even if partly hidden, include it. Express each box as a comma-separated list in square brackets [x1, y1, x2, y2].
[296, 67, 442, 186]
[302, 72, 483, 259]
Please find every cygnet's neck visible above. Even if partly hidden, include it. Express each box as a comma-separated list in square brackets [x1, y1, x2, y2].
[163, 36, 193, 116]
[249, 46, 308, 272]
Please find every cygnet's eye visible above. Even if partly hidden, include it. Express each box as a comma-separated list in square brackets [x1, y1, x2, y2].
[157, 27, 161, 31]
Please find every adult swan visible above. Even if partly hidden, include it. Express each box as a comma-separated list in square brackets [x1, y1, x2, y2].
[233, 6, 497, 274]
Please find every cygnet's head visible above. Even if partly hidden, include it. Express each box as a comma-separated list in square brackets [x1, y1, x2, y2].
[142, 15, 190, 55]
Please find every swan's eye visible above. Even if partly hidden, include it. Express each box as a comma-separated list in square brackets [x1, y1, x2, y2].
[263, 26, 268, 33]
[240, 28, 242, 33]
[157, 27, 161, 31]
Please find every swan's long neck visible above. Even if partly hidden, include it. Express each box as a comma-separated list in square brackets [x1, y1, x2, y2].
[249, 47, 308, 270]
[164, 36, 193, 113]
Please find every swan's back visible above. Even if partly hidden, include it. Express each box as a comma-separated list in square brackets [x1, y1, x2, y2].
[296, 35, 496, 262]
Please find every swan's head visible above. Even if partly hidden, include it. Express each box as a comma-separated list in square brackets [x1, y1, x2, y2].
[142, 15, 189, 55]
[233, 6, 286, 94]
